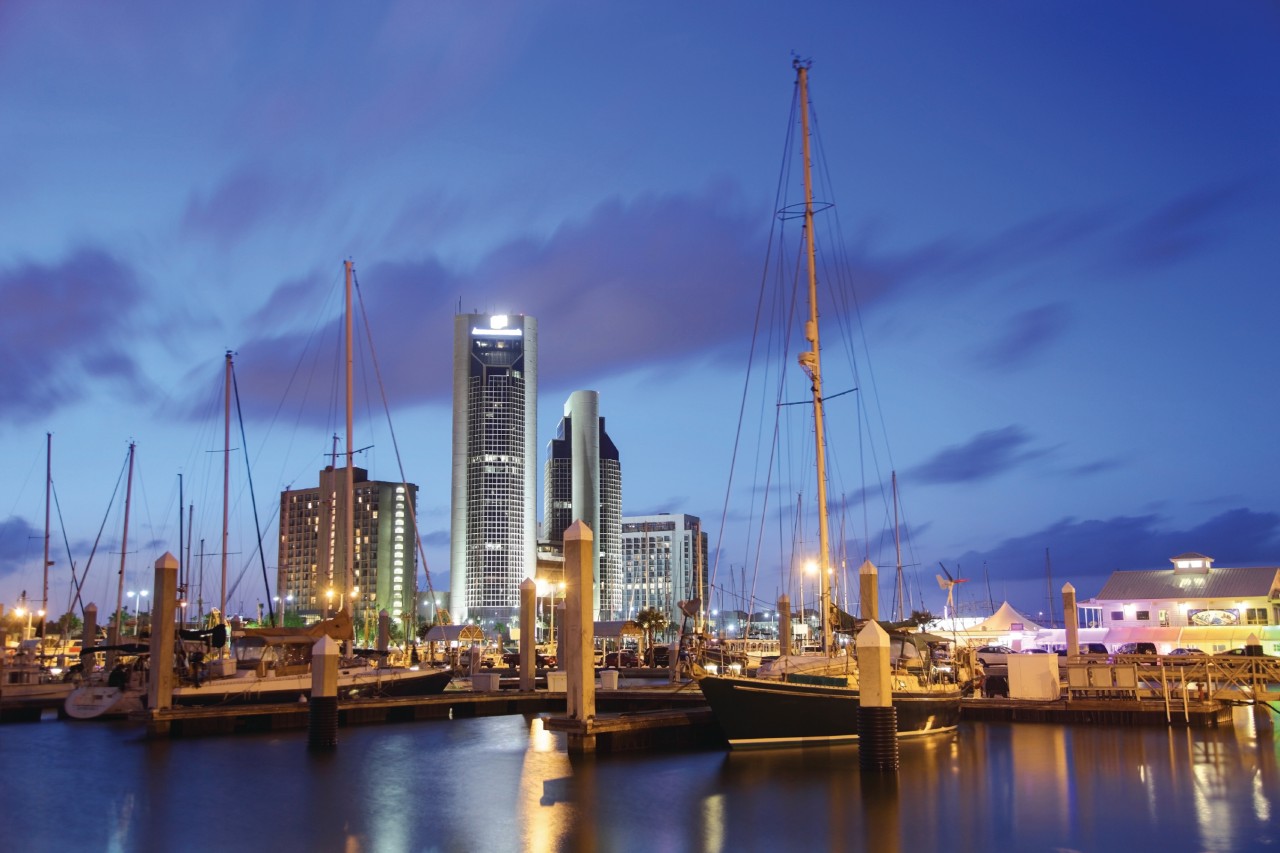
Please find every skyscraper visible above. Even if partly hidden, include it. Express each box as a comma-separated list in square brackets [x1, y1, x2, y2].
[620, 513, 707, 627]
[278, 466, 418, 638]
[450, 312, 538, 625]
[544, 390, 622, 620]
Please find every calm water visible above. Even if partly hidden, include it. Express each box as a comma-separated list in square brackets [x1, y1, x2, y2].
[2, 707, 1277, 852]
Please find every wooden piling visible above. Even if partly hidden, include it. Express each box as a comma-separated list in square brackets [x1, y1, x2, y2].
[857, 619, 898, 771]
[519, 578, 536, 692]
[309, 635, 339, 749]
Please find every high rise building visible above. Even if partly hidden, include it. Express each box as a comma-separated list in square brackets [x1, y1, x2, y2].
[621, 513, 708, 627]
[544, 390, 622, 620]
[277, 466, 418, 639]
[450, 312, 538, 625]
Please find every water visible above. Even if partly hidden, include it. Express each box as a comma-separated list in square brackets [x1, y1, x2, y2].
[2, 707, 1276, 852]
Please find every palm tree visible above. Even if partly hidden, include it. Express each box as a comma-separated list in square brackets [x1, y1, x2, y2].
[634, 607, 670, 665]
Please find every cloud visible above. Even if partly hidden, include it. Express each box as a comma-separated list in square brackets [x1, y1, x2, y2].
[1108, 179, 1253, 272]
[0, 516, 41, 577]
[908, 425, 1044, 485]
[973, 303, 1070, 370]
[181, 166, 328, 246]
[0, 248, 146, 422]
[945, 508, 1280, 600]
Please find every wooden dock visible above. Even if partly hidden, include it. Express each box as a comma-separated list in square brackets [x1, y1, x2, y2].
[141, 684, 707, 738]
[960, 696, 1237, 727]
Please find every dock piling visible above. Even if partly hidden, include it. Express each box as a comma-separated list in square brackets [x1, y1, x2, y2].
[309, 635, 339, 749]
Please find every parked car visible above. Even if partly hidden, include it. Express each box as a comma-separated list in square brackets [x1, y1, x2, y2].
[1056, 642, 1110, 657]
[1167, 647, 1204, 656]
[1114, 642, 1157, 656]
[644, 645, 671, 668]
[604, 649, 639, 668]
[1214, 646, 1273, 657]
[1021, 647, 1051, 654]
[974, 645, 1015, 667]
[501, 650, 554, 669]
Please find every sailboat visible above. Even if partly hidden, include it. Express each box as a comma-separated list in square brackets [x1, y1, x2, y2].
[696, 60, 967, 749]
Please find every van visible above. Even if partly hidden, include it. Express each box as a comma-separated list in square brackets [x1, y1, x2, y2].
[1115, 642, 1157, 655]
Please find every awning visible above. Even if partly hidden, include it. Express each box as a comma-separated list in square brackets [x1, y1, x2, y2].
[1104, 627, 1182, 645]
[1175, 626, 1254, 647]
[593, 620, 642, 640]
[422, 624, 485, 644]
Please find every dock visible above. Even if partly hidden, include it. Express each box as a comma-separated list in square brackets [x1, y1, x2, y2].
[139, 682, 707, 738]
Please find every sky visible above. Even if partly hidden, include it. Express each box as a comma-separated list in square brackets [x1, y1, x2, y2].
[2, 2, 1278, 626]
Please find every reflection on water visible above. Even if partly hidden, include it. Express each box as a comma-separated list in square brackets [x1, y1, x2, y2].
[1, 706, 1275, 851]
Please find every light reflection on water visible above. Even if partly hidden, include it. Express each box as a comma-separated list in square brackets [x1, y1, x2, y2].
[1, 707, 1275, 851]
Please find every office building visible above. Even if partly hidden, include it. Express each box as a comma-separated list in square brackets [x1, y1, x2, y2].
[544, 390, 622, 620]
[450, 312, 538, 625]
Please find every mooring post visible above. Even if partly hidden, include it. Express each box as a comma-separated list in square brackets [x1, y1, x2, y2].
[147, 552, 178, 717]
[309, 634, 339, 749]
[1063, 583, 1079, 662]
[564, 520, 596, 752]
[857, 620, 898, 772]
[376, 609, 390, 667]
[519, 578, 536, 692]
[778, 594, 792, 657]
[859, 560, 879, 621]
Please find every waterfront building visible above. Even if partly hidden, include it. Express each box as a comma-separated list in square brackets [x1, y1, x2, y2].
[1084, 552, 1280, 654]
[278, 466, 418, 636]
[449, 312, 538, 626]
[544, 391, 622, 620]
[620, 513, 707, 630]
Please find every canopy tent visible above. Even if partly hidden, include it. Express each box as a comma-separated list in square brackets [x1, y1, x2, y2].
[422, 624, 485, 644]
[969, 602, 1043, 634]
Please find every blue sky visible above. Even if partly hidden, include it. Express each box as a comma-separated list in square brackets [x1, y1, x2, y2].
[2, 2, 1277, 624]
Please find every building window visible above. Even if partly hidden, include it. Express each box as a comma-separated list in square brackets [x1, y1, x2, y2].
[1245, 607, 1269, 625]
[1135, 611, 1150, 621]
[1110, 610, 1124, 621]
[1158, 609, 1169, 627]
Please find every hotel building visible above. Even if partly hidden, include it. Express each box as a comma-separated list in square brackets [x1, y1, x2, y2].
[620, 513, 708, 629]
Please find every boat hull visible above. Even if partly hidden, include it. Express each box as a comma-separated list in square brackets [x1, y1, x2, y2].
[170, 666, 453, 707]
[698, 674, 960, 749]
[63, 685, 145, 720]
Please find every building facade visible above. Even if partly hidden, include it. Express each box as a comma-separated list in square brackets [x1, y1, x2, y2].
[277, 466, 418, 638]
[1085, 552, 1280, 654]
[544, 390, 622, 620]
[449, 312, 538, 625]
[620, 513, 708, 629]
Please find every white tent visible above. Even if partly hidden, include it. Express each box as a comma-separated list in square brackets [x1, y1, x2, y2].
[969, 602, 1043, 634]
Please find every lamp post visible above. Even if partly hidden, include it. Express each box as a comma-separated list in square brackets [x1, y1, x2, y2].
[140, 590, 149, 636]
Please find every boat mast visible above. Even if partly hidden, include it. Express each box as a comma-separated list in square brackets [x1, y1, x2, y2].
[114, 442, 136, 641]
[894, 471, 903, 621]
[344, 259, 355, 631]
[795, 59, 833, 654]
[42, 432, 51, 637]
[221, 350, 231, 627]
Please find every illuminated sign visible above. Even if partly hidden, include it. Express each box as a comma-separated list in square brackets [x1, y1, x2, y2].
[1188, 608, 1239, 626]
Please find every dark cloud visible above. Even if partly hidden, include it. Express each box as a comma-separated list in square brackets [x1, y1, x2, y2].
[0, 249, 145, 422]
[945, 508, 1280, 602]
[0, 516, 40, 577]
[908, 425, 1043, 485]
[1108, 179, 1253, 272]
[973, 303, 1070, 370]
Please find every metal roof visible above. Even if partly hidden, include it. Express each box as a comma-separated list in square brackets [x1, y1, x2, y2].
[1094, 566, 1280, 601]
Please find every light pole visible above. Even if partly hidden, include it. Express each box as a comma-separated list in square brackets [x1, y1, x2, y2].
[140, 590, 149, 636]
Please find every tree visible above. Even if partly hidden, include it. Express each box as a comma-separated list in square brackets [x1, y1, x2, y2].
[634, 607, 670, 664]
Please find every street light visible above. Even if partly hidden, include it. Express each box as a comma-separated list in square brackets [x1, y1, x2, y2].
[140, 590, 149, 636]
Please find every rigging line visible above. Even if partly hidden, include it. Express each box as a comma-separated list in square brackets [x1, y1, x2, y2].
[70, 444, 130, 619]
[777, 386, 858, 407]
[51, 480, 82, 618]
[710, 75, 799, 601]
[352, 267, 437, 601]
[232, 363, 275, 624]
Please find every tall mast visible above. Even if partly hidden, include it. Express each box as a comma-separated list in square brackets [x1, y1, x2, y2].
[893, 471, 904, 622]
[795, 59, 833, 654]
[344, 259, 355, 623]
[114, 442, 136, 641]
[221, 350, 231, 626]
[42, 432, 51, 635]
